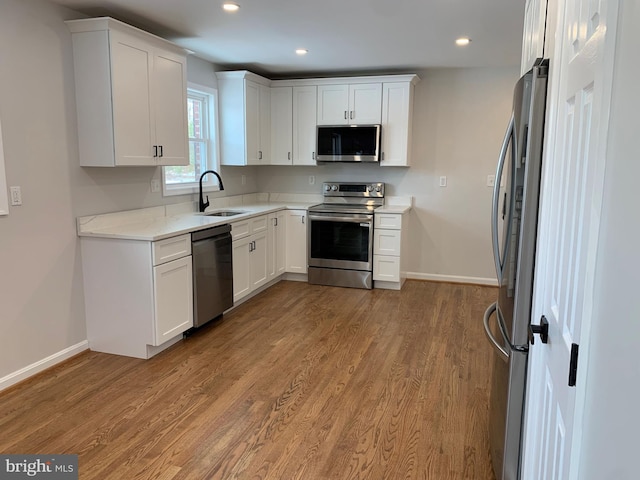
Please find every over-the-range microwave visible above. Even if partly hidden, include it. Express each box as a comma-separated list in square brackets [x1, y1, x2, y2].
[316, 124, 381, 163]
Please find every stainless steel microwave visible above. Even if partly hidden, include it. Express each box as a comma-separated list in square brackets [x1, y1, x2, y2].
[316, 124, 381, 163]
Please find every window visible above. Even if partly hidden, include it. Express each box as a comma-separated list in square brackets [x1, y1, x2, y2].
[162, 84, 220, 196]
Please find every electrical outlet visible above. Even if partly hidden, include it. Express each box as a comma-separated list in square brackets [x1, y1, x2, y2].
[9, 186, 22, 206]
[241, 175, 246, 186]
[487, 174, 496, 187]
[309, 175, 316, 185]
[439, 176, 447, 187]
[150, 179, 161, 193]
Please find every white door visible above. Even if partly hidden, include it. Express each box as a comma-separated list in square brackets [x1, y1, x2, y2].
[110, 31, 155, 166]
[292, 85, 317, 165]
[270, 86, 293, 165]
[521, 0, 548, 75]
[381, 82, 412, 166]
[523, 0, 617, 478]
[285, 210, 308, 274]
[251, 231, 269, 290]
[244, 80, 260, 165]
[232, 237, 252, 302]
[316, 84, 349, 125]
[153, 256, 193, 345]
[349, 83, 382, 124]
[153, 49, 188, 166]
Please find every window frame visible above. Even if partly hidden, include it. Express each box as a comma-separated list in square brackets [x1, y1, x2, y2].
[162, 82, 221, 197]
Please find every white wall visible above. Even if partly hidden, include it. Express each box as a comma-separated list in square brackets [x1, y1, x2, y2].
[579, 2, 640, 478]
[260, 67, 520, 282]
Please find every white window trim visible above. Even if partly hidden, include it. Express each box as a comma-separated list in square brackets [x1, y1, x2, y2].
[162, 82, 221, 197]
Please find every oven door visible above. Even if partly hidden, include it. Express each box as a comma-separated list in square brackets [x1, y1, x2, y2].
[308, 212, 374, 271]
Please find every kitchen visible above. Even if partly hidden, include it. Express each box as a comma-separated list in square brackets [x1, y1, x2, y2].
[0, 0, 639, 479]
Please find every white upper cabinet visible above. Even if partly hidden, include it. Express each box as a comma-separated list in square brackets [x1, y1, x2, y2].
[521, 0, 549, 74]
[292, 86, 317, 165]
[380, 81, 415, 167]
[217, 72, 271, 166]
[270, 86, 293, 165]
[66, 17, 188, 167]
[317, 83, 382, 125]
[270, 85, 318, 166]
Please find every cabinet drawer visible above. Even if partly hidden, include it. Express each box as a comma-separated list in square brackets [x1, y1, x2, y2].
[232, 214, 269, 240]
[375, 213, 402, 230]
[152, 234, 191, 266]
[373, 255, 400, 282]
[374, 229, 401, 256]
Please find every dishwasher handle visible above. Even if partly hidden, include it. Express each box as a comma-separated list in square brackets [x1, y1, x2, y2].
[191, 224, 231, 242]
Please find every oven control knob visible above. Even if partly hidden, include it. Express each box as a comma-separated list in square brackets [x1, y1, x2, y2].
[324, 184, 331, 192]
[331, 184, 338, 191]
[375, 185, 382, 192]
[367, 185, 374, 192]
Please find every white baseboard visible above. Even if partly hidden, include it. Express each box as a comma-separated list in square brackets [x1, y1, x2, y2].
[0, 340, 89, 392]
[406, 271, 499, 287]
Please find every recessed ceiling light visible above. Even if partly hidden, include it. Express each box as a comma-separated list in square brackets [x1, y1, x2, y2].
[222, 3, 240, 12]
[295, 48, 308, 55]
[455, 37, 471, 46]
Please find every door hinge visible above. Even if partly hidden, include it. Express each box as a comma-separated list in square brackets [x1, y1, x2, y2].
[568, 343, 579, 387]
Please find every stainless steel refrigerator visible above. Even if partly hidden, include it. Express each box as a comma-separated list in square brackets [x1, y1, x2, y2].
[483, 58, 549, 480]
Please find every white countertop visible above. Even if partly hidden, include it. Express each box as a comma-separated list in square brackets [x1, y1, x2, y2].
[78, 202, 316, 241]
[77, 193, 412, 242]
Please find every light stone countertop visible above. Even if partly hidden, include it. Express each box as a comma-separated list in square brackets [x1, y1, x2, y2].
[77, 201, 317, 242]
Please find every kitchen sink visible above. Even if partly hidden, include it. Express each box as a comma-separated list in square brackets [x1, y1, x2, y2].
[202, 210, 246, 217]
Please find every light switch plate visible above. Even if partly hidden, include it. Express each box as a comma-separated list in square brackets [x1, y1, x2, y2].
[150, 179, 160, 193]
[487, 174, 496, 187]
[439, 176, 447, 187]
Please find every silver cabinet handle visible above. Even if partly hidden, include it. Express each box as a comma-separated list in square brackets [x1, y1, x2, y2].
[350, 110, 354, 120]
[153, 145, 158, 158]
[344, 111, 348, 120]
[312, 152, 315, 160]
[258, 151, 262, 160]
[159, 145, 163, 157]
[492, 113, 514, 284]
[288, 152, 291, 160]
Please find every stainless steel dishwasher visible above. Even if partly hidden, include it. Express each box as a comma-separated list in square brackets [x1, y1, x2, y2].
[191, 224, 233, 328]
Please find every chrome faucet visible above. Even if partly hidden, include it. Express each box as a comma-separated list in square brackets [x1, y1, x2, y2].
[199, 170, 225, 212]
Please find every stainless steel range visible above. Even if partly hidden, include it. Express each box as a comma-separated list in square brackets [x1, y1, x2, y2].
[308, 182, 385, 289]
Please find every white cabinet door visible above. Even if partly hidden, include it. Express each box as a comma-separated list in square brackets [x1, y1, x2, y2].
[153, 256, 193, 346]
[153, 49, 188, 166]
[267, 212, 287, 280]
[245, 80, 261, 165]
[293, 85, 317, 165]
[270, 86, 293, 165]
[317, 83, 382, 125]
[381, 82, 413, 167]
[349, 83, 382, 124]
[259, 84, 271, 164]
[232, 236, 252, 302]
[110, 31, 155, 166]
[251, 231, 269, 290]
[317, 84, 349, 125]
[286, 210, 308, 274]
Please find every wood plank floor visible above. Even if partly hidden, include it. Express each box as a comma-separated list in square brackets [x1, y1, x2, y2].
[0, 280, 497, 479]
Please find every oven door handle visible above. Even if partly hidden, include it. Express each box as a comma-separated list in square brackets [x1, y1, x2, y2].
[308, 213, 373, 223]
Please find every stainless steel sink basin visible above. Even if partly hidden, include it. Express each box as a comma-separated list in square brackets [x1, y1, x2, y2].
[202, 210, 246, 217]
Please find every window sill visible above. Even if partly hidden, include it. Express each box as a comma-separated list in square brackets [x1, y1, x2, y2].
[162, 184, 222, 197]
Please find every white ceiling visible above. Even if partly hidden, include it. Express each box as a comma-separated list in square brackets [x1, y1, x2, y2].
[48, 0, 525, 78]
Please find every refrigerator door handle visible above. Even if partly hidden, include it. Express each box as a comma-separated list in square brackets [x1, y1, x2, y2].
[492, 114, 515, 283]
[483, 302, 510, 360]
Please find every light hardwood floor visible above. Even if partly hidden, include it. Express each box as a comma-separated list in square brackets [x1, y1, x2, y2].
[0, 280, 497, 479]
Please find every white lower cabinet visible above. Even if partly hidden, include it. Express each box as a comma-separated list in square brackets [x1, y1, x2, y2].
[373, 212, 407, 289]
[285, 209, 308, 274]
[232, 215, 269, 302]
[81, 233, 193, 359]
